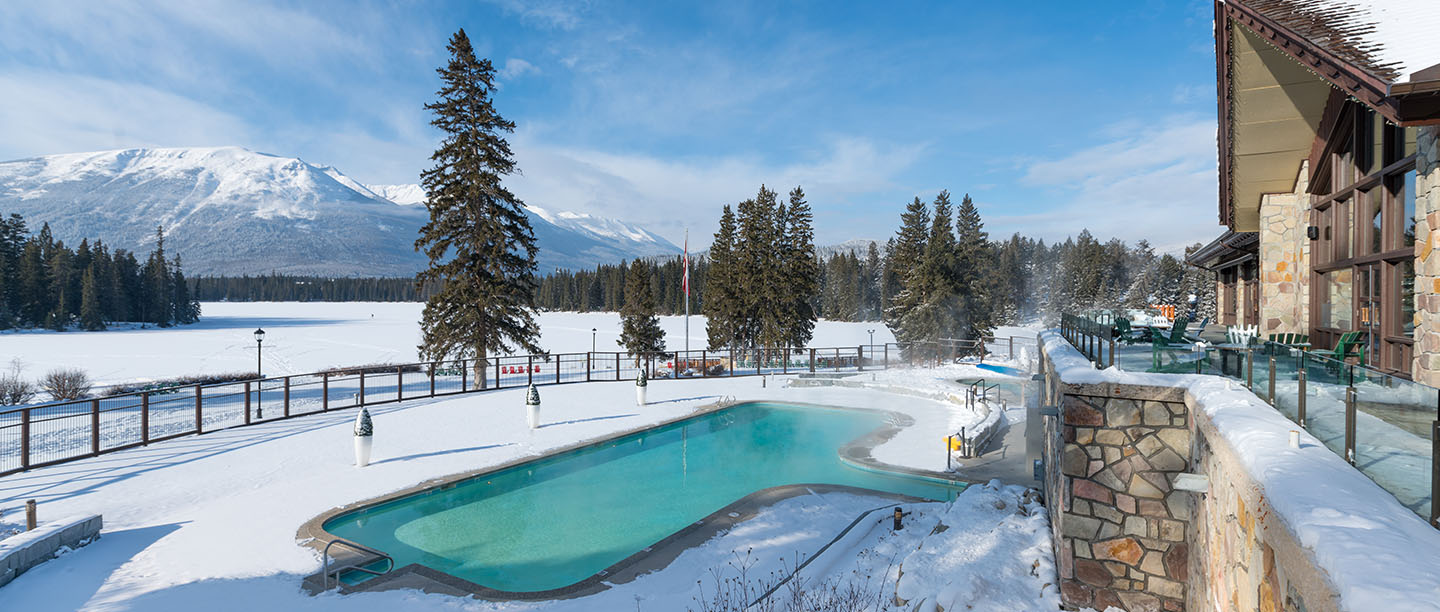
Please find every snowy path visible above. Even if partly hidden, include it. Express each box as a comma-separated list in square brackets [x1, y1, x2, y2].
[0, 372, 1034, 611]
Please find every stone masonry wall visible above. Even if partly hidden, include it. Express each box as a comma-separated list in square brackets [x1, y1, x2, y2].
[1258, 161, 1311, 336]
[1411, 126, 1440, 386]
[1050, 378, 1194, 612]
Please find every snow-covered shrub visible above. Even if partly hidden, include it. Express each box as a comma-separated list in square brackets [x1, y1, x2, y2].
[636, 369, 648, 387]
[0, 361, 37, 405]
[353, 407, 373, 437]
[42, 367, 93, 400]
[526, 384, 540, 405]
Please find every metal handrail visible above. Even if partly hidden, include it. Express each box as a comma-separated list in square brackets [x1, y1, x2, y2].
[321, 538, 394, 590]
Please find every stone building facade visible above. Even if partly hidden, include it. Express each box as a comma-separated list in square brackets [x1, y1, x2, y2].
[1409, 127, 1440, 385]
[1256, 162, 1310, 336]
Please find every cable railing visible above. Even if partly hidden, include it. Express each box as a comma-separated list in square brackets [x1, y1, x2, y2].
[1058, 311, 1440, 528]
[0, 336, 1034, 478]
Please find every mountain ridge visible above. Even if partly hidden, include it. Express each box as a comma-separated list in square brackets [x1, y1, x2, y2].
[0, 146, 680, 276]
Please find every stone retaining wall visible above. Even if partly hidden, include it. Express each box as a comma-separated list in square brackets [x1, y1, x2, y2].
[1039, 333, 1352, 612]
[0, 514, 103, 589]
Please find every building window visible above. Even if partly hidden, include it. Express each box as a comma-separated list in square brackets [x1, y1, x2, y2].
[1364, 189, 1382, 254]
[1395, 259, 1415, 339]
[1319, 269, 1352, 331]
[1402, 170, 1416, 248]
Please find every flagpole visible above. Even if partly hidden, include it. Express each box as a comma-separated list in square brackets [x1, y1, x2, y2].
[684, 228, 690, 365]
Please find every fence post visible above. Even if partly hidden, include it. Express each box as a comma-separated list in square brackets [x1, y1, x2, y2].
[1009, 336, 1015, 360]
[1267, 357, 1276, 405]
[758, 349, 763, 376]
[284, 377, 291, 418]
[587, 353, 592, 382]
[528, 355, 534, 386]
[616, 353, 621, 381]
[1431, 417, 1439, 527]
[1245, 349, 1254, 390]
[90, 398, 100, 455]
[1108, 336, 1115, 368]
[141, 392, 150, 445]
[858, 346, 864, 372]
[702, 350, 708, 377]
[729, 348, 735, 377]
[784, 349, 790, 374]
[322, 373, 329, 411]
[557, 356, 562, 384]
[359, 371, 366, 406]
[430, 363, 436, 397]
[195, 384, 203, 434]
[1344, 384, 1357, 465]
[244, 382, 252, 425]
[1297, 365, 1307, 427]
[809, 348, 816, 373]
[885, 344, 890, 369]
[20, 408, 30, 470]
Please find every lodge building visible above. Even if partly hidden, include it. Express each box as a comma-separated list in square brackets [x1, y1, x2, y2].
[1189, 0, 1440, 382]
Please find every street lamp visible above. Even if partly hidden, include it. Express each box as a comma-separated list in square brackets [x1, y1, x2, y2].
[254, 328, 265, 419]
[868, 329, 875, 345]
[592, 328, 597, 353]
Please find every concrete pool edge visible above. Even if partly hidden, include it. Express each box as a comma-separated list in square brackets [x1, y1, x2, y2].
[296, 398, 979, 600]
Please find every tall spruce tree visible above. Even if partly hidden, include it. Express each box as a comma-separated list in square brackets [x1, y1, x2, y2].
[882, 197, 929, 329]
[952, 193, 994, 344]
[734, 188, 778, 349]
[704, 205, 741, 350]
[894, 192, 959, 358]
[618, 259, 666, 360]
[79, 266, 105, 331]
[415, 29, 542, 388]
[779, 186, 818, 347]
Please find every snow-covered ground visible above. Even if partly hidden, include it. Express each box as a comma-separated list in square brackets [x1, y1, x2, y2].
[0, 303, 902, 388]
[0, 352, 1059, 611]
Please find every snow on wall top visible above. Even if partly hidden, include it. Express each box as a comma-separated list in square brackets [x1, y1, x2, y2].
[1234, 0, 1440, 82]
[1041, 331, 1440, 611]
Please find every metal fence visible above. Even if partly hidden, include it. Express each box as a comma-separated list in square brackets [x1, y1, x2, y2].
[1058, 311, 1440, 528]
[0, 336, 1036, 478]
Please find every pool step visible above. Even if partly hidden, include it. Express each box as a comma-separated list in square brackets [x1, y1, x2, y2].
[302, 539, 394, 594]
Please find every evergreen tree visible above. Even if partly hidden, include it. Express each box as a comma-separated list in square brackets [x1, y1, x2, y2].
[79, 265, 105, 331]
[882, 197, 929, 328]
[779, 186, 818, 347]
[704, 205, 741, 350]
[618, 259, 666, 360]
[893, 192, 959, 358]
[143, 226, 171, 326]
[415, 29, 542, 388]
[952, 193, 994, 344]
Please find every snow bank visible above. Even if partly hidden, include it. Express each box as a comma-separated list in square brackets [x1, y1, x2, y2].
[1041, 331, 1440, 612]
[888, 481, 1057, 611]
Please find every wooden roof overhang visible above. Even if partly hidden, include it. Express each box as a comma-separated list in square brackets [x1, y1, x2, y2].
[1214, 0, 1440, 230]
[1186, 230, 1259, 270]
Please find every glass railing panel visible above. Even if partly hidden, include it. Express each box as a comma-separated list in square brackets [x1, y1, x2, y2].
[1352, 373, 1436, 521]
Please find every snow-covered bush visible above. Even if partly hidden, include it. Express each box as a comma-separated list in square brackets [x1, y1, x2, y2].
[0, 361, 36, 406]
[42, 368, 92, 400]
[353, 408, 373, 437]
[636, 369, 648, 387]
[526, 384, 541, 405]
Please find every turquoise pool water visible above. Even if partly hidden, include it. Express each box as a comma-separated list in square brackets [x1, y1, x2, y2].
[975, 362, 1027, 377]
[322, 402, 964, 593]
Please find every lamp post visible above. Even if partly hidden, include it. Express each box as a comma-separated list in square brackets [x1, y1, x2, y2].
[592, 328, 597, 353]
[868, 329, 875, 345]
[254, 328, 265, 419]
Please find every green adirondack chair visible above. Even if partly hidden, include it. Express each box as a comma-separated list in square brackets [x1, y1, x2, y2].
[1113, 318, 1142, 345]
[1149, 315, 1196, 372]
[1152, 315, 1191, 348]
[1315, 330, 1366, 368]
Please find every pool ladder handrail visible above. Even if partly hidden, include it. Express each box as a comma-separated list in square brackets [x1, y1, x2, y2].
[321, 537, 395, 590]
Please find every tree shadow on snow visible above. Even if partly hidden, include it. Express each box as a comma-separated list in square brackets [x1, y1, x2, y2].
[370, 443, 515, 465]
[0, 522, 183, 610]
[539, 414, 638, 428]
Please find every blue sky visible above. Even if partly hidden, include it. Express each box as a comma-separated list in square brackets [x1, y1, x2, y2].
[0, 0, 1220, 251]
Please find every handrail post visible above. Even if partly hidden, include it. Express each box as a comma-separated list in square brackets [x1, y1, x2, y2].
[244, 382, 252, 425]
[1108, 335, 1115, 368]
[141, 392, 150, 445]
[1345, 384, 1357, 465]
[1297, 364, 1307, 427]
[284, 377, 291, 418]
[90, 398, 100, 455]
[1268, 357, 1277, 405]
[1246, 349, 1254, 390]
[195, 384, 203, 433]
[20, 408, 30, 470]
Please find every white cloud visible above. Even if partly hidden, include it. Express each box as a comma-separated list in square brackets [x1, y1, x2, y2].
[999, 116, 1221, 253]
[503, 129, 926, 248]
[482, 0, 588, 30]
[0, 71, 251, 160]
[500, 58, 540, 80]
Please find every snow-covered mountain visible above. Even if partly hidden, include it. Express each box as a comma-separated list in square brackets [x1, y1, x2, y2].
[0, 147, 680, 276]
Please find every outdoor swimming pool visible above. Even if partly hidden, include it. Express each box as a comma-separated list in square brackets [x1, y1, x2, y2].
[322, 402, 965, 593]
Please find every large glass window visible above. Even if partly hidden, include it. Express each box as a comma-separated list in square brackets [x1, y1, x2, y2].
[1403, 170, 1416, 248]
[1396, 259, 1416, 339]
[1333, 199, 1351, 261]
[1320, 269, 1353, 330]
[1365, 190, 1382, 254]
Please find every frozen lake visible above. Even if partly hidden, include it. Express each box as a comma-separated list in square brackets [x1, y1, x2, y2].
[0, 302, 896, 386]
